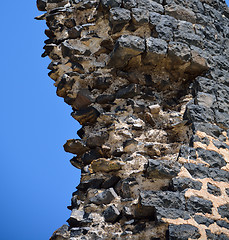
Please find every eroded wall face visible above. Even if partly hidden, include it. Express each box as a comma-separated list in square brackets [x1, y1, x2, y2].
[36, 0, 229, 239]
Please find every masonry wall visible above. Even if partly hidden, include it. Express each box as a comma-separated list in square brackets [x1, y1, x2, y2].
[36, 0, 229, 239]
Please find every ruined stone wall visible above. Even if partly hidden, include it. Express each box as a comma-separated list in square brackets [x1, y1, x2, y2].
[36, 0, 229, 239]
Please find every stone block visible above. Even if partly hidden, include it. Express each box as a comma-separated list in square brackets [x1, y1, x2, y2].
[171, 177, 202, 192]
[63, 139, 89, 155]
[37, 0, 47, 11]
[146, 159, 181, 178]
[108, 35, 145, 68]
[90, 158, 124, 172]
[218, 204, 229, 220]
[196, 148, 226, 168]
[71, 107, 100, 125]
[103, 205, 120, 223]
[131, 8, 149, 25]
[90, 188, 118, 205]
[186, 196, 213, 214]
[165, 4, 196, 23]
[167, 224, 201, 240]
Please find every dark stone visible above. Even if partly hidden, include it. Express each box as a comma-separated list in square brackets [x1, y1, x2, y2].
[108, 35, 145, 68]
[178, 146, 197, 160]
[81, 148, 102, 165]
[86, 133, 109, 148]
[218, 204, 229, 220]
[101, 0, 122, 8]
[138, 0, 164, 14]
[165, 4, 196, 23]
[155, 15, 177, 41]
[71, 107, 100, 125]
[186, 196, 213, 214]
[61, 41, 88, 61]
[103, 205, 120, 223]
[132, 222, 146, 234]
[101, 176, 121, 189]
[63, 139, 89, 155]
[132, 8, 149, 25]
[116, 84, 140, 99]
[171, 177, 202, 192]
[96, 94, 115, 104]
[109, 8, 131, 32]
[213, 140, 229, 150]
[207, 183, 221, 196]
[196, 148, 226, 168]
[192, 122, 224, 140]
[37, 0, 47, 11]
[155, 207, 190, 222]
[123, 0, 137, 9]
[226, 188, 229, 197]
[184, 163, 209, 179]
[146, 159, 181, 178]
[174, 21, 202, 47]
[56, 75, 74, 98]
[144, 37, 168, 64]
[71, 195, 81, 209]
[76, 178, 104, 191]
[205, 230, 229, 240]
[149, 12, 161, 26]
[122, 206, 133, 218]
[70, 156, 82, 169]
[50, 224, 69, 240]
[193, 77, 216, 95]
[209, 168, 229, 183]
[68, 26, 82, 39]
[94, 76, 112, 90]
[216, 220, 229, 230]
[90, 188, 118, 205]
[115, 178, 137, 199]
[64, 18, 76, 28]
[77, 128, 84, 139]
[67, 209, 92, 227]
[168, 41, 191, 63]
[136, 191, 185, 219]
[70, 227, 90, 237]
[73, 89, 93, 110]
[167, 224, 201, 240]
[184, 104, 214, 123]
[194, 215, 214, 227]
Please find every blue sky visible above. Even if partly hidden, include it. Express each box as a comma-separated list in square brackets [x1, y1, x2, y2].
[0, 1, 228, 240]
[0, 2, 80, 240]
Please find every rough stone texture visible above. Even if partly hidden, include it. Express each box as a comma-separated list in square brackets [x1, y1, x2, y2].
[36, 0, 229, 239]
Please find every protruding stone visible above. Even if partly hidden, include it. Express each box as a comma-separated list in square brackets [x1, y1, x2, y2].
[108, 35, 145, 68]
[63, 139, 89, 155]
[167, 224, 201, 240]
[147, 159, 181, 178]
[148, 104, 161, 114]
[50, 224, 70, 240]
[37, 0, 47, 11]
[186, 196, 213, 214]
[90, 158, 124, 172]
[116, 84, 140, 99]
[103, 205, 120, 223]
[165, 4, 196, 23]
[71, 107, 100, 125]
[90, 188, 118, 205]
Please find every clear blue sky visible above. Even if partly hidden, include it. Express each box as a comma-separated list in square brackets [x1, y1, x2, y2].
[0, 2, 81, 240]
[0, 1, 228, 240]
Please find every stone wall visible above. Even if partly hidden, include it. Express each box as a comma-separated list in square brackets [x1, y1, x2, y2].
[36, 0, 229, 239]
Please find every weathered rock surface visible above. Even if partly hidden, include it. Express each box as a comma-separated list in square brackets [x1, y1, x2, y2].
[36, 0, 229, 239]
